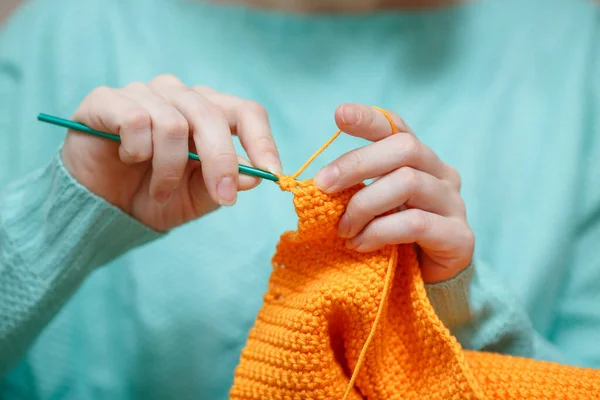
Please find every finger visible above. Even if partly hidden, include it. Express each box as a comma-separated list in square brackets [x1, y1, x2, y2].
[186, 165, 220, 217]
[150, 75, 239, 206]
[334, 103, 412, 141]
[188, 140, 262, 191]
[339, 167, 464, 239]
[74, 86, 152, 160]
[194, 86, 282, 174]
[237, 156, 261, 191]
[185, 155, 259, 215]
[121, 82, 191, 203]
[346, 209, 469, 254]
[314, 132, 449, 193]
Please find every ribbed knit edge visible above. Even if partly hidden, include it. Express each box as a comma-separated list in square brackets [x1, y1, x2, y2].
[0, 150, 163, 374]
[425, 263, 474, 331]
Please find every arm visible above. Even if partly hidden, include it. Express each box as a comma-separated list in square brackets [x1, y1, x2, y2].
[0, 5, 161, 376]
[427, 8, 600, 365]
[0, 152, 161, 376]
[431, 243, 600, 368]
[424, 201, 600, 367]
[0, 0, 283, 375]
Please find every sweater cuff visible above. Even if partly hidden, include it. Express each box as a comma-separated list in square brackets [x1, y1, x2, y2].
[2, 150, 162, 283]
[424, 263, 474, 330]
[0, 151, 163, 373]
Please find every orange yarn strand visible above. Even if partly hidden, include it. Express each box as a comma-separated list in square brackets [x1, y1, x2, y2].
[287, 106, 401, 399]
[230, 106, 600, 400]
[286, 106, 401, 399]
[291, 106, 398, 400]
[291, 129, 343, 179]
[342, 246, 398, 400]
[371, 106, 397, 133]
[292, 106, 398, 180]
[342, 107, 399, 399]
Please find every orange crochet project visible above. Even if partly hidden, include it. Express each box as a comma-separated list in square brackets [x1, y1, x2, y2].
[230, 109, 600, 400]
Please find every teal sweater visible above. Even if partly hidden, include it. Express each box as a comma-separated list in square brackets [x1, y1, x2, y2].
[1, 0, 599, 398]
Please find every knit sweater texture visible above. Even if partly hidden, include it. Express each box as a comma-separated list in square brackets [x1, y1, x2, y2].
[1, 0, 600, 398]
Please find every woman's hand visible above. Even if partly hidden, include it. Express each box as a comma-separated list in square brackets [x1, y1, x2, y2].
[314, 104, 474, 283]
[62, 74, 282, 232]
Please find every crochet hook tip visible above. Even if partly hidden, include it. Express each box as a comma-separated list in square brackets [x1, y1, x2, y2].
[37, 113, 279, 182]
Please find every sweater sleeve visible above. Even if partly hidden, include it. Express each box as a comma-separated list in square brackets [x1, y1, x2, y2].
[426, 246, 600, 368]
[426, 9, 600, 367]
[0, 2, 162, 376]
[424, 173, 600, 365]
[423, 258, 562, 362]
[0, 152, 162, 376]
[425, 264, 474, 332]
[423, 259, 537, 361]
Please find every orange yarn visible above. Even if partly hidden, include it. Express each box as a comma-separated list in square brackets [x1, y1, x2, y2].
[230, 108, 600, 399]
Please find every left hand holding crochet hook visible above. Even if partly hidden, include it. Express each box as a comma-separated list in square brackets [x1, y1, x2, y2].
[314, 104, 474, 283]
[60, 75, 282, 232]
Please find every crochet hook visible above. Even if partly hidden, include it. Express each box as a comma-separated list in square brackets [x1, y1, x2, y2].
[37, 113, 280, 182]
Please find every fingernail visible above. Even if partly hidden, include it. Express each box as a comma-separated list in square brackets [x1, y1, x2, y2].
[265, 154, 283, 175]
[314, 165, 340, 192]
[341, 105, 361, 125]
[155, 190, 172, 204]
[338, 214, 351, 238]
[217, 176, 237, 206]
[346, 238, 360, 250]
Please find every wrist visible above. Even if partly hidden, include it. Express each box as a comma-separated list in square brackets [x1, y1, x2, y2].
[61, 136, 133, 214]
[425, 263, 474, 329]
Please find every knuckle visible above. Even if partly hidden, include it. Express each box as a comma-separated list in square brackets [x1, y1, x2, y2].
[464, 225, 475, 249]
[389, 135, 414, 163]
[161, 116, 189, 140]
[409, 210, 430, 237]
[244, 100, 268, 117]
[89, 85, 113, 99]
[193, 85, 216, 95]
[441, 176, 455, 191]
[456, 220, 475, 258]
[184, 91, 222, 120]
[466, 229, 475, 254]
[121, 108, 151, 132]
[397, 167, 421, 193]
[151, 73, 182, 87]
[348, 192, 370, 218]
[400, 133, 421, 154]
[180, 86, 201, 98]
[454, 196, 467, 217]
[203, 104, 227, 125]
[128, 153, 147, 163]
[447, 165, 462, 190]
[123, 81, 147, 92]
[121, 147, 150, 163]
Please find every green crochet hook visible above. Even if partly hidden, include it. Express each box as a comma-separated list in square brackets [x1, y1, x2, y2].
[37, 113, 279, 182]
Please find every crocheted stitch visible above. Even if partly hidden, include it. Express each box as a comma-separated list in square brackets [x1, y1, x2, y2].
[230, 108, 600, 399]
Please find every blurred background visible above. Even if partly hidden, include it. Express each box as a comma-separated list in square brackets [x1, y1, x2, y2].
[0, 0, 20, 24]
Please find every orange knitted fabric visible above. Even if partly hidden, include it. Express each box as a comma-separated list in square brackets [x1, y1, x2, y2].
[230, 111, 600, 399]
